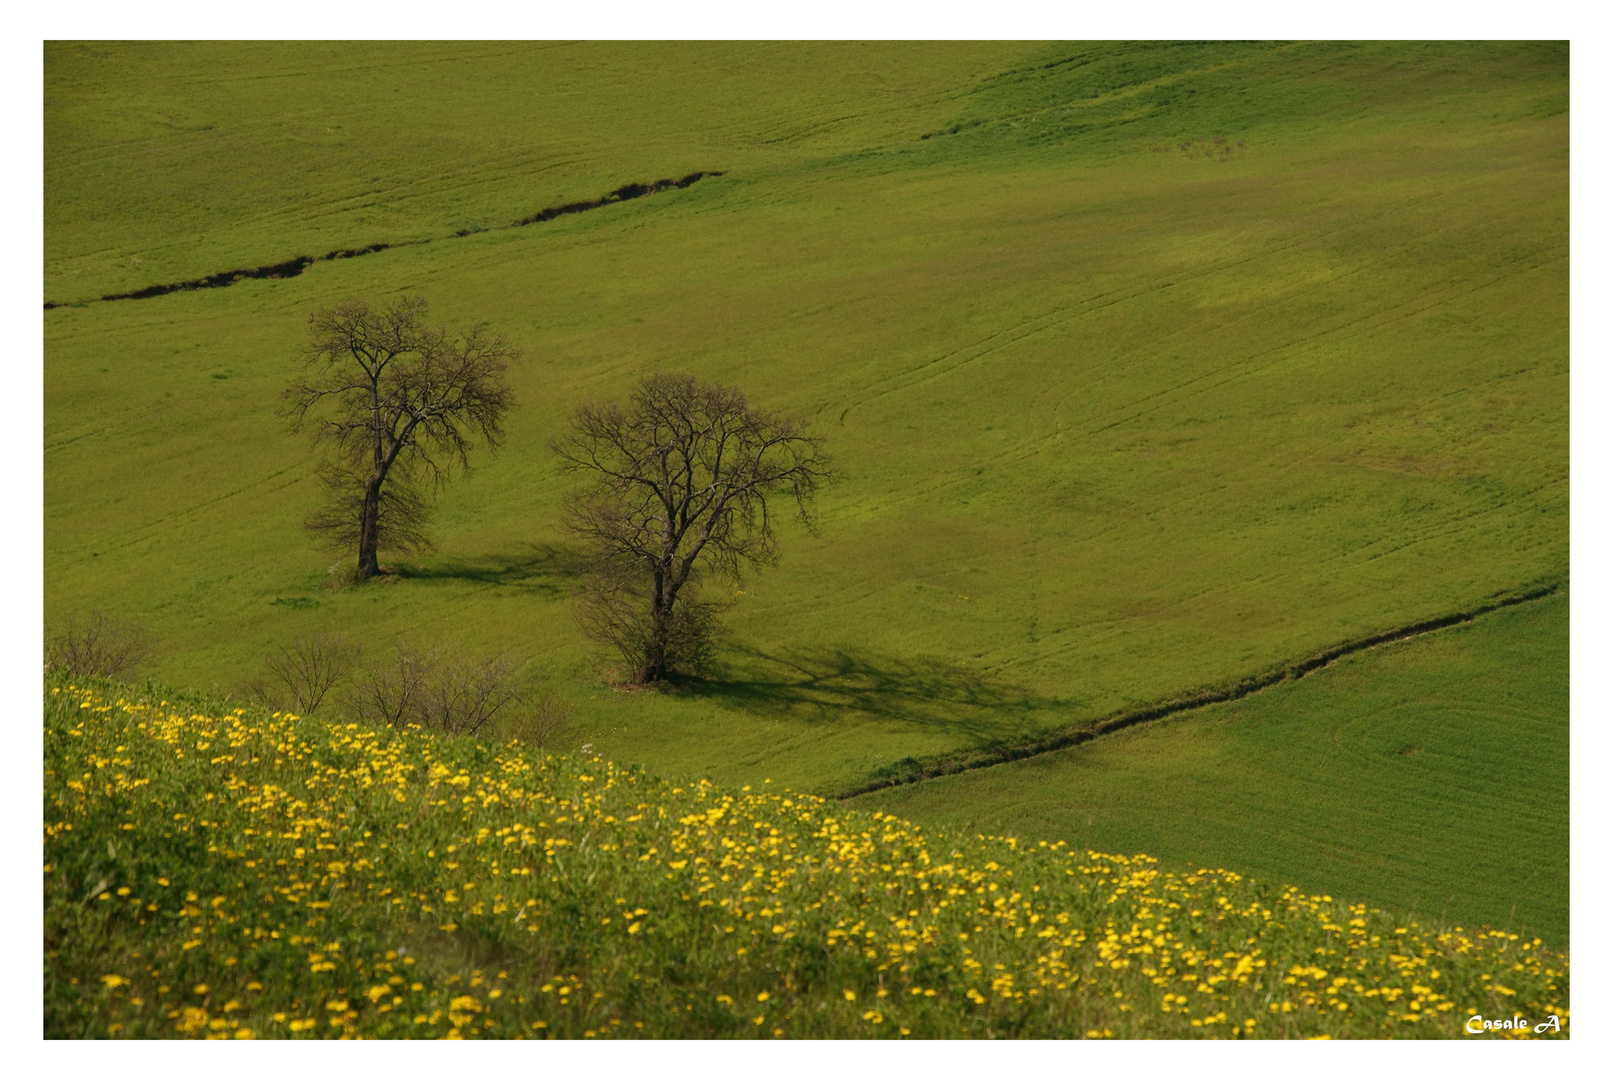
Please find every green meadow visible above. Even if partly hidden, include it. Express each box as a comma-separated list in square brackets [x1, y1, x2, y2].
[860, 591, 1569, 945]
[45, 42, 1567, 946]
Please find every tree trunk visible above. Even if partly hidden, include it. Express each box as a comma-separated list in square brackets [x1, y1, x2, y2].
[639, 602, 670, 682]
[637, 652, 666, 684]
[357, 475, 383, 579]
[637, 570, 674, 682]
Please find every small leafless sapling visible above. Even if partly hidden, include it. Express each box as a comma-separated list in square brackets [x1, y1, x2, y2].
[506, 686, 572, 748]
[348, 644, 439, 728]
[350, 644, 566, 742]
[248, 634, 361, 713]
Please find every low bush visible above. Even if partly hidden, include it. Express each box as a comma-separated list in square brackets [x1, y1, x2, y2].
[45, 611, 152, 680]
[347, 645, 565, 743]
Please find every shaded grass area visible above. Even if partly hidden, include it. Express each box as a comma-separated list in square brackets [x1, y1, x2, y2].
[388, 542, 589, 596]
[857, 592, 1570, 946]
[44, 678, 1568, 1039]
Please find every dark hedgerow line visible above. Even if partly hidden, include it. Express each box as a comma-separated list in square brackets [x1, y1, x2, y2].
[42, 171, 725, 310]
[834, 577, 1565, 800]
[77, 256, 317, 305]
[506, 171, 721, 228]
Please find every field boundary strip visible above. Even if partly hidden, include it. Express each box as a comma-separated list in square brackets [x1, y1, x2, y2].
[833, 576, 1565, 800]
[42, 171, 725, 310]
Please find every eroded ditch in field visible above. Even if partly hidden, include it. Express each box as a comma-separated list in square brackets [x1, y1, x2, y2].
[44, 171, 724, 310]
[834, 579, 1564, 799]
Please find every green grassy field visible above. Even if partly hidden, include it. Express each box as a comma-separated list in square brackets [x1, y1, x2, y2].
[45, 41, 1568, 947]
[858, 591, 1569, 945]
[46, 41, 1038, 301]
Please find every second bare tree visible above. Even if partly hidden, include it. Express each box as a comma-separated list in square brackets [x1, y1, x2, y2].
[555, 372, 832, 683]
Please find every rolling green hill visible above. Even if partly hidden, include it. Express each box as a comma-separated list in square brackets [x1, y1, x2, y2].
[45, 42, 1567, 932]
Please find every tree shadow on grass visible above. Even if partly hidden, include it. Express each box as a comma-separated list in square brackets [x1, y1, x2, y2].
[686, 643, 1070, 748]
[392, 541, 589, 598]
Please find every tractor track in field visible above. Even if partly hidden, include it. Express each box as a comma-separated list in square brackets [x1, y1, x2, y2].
[832, 578, 1564, 800]
[43, 171, 724, 310]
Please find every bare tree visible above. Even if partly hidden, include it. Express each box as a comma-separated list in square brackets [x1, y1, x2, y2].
[287, 295, 518, 579]
[246, 634, 361, 713]
[554, 372, 832, 684]
[45, 610, 153, 680]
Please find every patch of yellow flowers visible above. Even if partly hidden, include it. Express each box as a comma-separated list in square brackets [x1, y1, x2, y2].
[44, 682, 1568, 1039]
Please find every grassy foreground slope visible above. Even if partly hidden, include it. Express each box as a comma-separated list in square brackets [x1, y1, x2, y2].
[859, 592, 1570, 945]
[45, 43, 1567, 795]
[44, 678, 1568, 1039]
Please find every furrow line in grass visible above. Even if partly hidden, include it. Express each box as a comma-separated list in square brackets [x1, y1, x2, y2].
[41, 170, 725, 310]
[840, 187, 1460, 425]
[1061, 190, 1546, 411]
[831, 576, 1564, 800]
[1082, 248, 1564, 442]
[976, 486, 1565, 681]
